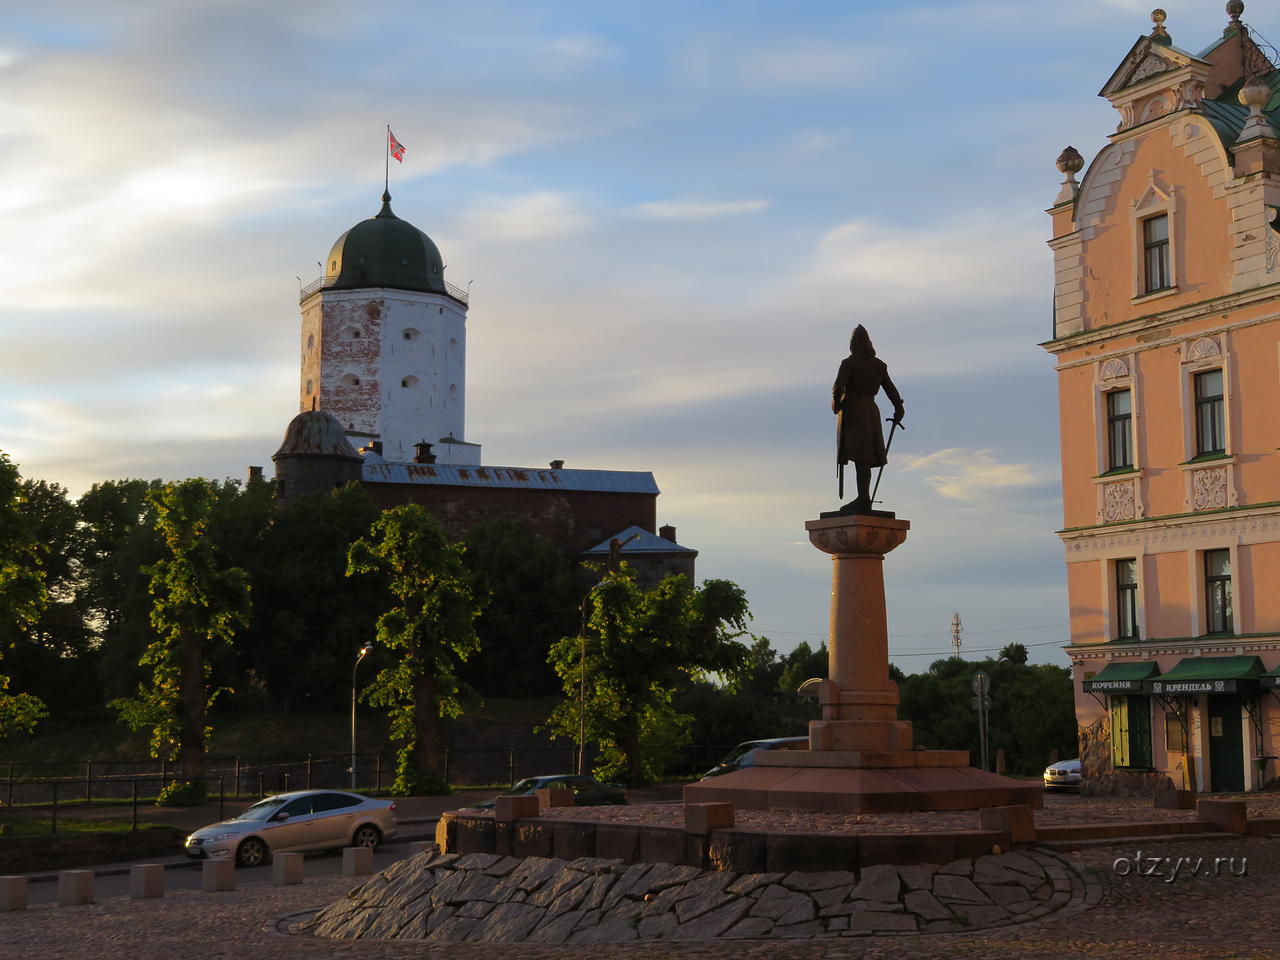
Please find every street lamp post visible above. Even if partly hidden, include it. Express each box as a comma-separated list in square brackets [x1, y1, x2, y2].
[351, 643, 372, 790]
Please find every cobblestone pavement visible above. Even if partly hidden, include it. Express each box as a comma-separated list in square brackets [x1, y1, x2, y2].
[4, 837, 1280, 959]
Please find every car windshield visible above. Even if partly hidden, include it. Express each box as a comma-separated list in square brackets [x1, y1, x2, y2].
[718, 743, 761, 767]
[502, 779, 542, 795]
[229, 798, 287, 821]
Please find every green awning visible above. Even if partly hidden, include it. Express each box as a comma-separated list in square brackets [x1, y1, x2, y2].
[1149, 656, 1263, 695]
[1082, 661, 1160, 694]
[1261, 663, 1280, 688]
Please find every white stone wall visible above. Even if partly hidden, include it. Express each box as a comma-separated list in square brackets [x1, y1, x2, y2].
[302, 287, 476, 462]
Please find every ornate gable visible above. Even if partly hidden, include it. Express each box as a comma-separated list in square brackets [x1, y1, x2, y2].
[1101, 38, 1198, 98]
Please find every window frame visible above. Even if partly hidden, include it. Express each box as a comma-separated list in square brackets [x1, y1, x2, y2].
[1115, 558, 1139, 640]
[1204, 548, 1233, 635]
[1193, 369, 1225, 456]
[1142, 214, 1171, 294]
[1106, 389, 1133, 471]
[1130, 181, 1179, 301]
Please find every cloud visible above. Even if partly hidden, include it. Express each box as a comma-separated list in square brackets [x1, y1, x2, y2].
[805, 217, 1046, 306]
[743, 42, 885, 88]
[899, 447, 1038, 501]
[630, 198, 770, 220]
[458, 191, 590, 241]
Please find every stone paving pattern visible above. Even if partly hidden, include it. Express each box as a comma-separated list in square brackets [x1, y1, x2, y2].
[301, 848, 1083, 943]
[4, 838, 1280, 958]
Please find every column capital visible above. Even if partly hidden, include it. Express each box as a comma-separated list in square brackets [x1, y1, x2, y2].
[805, 514, 910, 556]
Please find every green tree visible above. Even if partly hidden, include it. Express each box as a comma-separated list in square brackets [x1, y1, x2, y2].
[0, 452, 48, 736]
[4, 478, 98, 716]
[999, 642, 1029, 665]
[110, 479, 251, 784]
[547, 566, 750, 786]
[347, 505, 482, 795]
[78, 479, 166, 702]
[232, 483, 382, 712]
[460, 519, 578, 699]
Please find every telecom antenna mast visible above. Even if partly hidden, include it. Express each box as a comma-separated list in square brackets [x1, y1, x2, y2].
[950, 612, 963, 659]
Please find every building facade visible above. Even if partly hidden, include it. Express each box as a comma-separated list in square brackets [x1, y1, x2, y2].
[1045, 6, 1280, 792]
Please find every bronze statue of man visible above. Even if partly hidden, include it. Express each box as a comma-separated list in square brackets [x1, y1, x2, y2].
[833, 325, 904, 513]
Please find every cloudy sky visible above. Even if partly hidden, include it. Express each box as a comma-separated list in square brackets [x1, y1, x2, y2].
[0, 1, 1256, 670]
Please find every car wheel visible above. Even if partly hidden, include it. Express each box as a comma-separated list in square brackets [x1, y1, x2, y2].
[236, 837, 269, 868]
[352, 824, 381, 849]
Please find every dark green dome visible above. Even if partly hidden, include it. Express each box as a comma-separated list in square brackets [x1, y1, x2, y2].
[324, 191, 447, 294]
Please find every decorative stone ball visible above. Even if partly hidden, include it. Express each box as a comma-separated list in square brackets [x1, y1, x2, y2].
[1239, 76, 1271, 111]
[1056, 146, 1085, 176]
[1226, 0, 1244, 23]
[1151, 8, 1167, 26]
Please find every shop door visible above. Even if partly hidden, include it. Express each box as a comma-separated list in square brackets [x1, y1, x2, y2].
[1207, 695, 1244, 792]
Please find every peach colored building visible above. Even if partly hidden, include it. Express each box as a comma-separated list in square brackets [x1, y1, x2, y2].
[1045, 6, 1280, 793]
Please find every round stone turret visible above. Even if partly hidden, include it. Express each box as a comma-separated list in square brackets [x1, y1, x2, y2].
[272, 409, 363, 501]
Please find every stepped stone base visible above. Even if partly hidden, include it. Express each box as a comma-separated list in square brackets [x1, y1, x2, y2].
[683, 763, 1043, 814]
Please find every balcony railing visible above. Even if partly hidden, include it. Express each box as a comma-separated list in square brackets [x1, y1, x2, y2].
[299, 276, 470, 306]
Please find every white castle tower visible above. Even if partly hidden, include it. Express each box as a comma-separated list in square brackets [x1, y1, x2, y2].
[298, 190, 480, 464]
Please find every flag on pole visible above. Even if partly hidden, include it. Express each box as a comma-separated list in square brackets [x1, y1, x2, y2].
[388, 128, 406, 163]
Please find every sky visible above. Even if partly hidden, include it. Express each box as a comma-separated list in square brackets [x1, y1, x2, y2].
[0, 0, 1262, 672]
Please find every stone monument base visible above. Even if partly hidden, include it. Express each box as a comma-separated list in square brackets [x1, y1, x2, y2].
[683, 750, 1042, 814]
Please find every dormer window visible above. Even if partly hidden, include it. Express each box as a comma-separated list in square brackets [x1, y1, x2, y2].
[1143, 214, 1170, 293]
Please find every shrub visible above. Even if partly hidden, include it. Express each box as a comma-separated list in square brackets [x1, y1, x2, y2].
[155, 780, 208, 806]
[391, 770, 452, 796]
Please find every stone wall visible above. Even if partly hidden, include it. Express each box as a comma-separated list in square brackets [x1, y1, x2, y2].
[0, 826, 182, 874]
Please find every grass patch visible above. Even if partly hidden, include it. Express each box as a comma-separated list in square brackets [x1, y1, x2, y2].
[2, 818, 170, 838]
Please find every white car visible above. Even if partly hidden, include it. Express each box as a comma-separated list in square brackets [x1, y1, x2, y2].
[1043, 758, 1082, 790]
[184, 789, 397, 867]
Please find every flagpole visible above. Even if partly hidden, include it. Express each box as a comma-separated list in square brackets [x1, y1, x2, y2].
[385, 124, 390, 194]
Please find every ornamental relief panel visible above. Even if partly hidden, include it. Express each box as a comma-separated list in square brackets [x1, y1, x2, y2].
[1183, 337, 1221, 362]
[1191, 466, 1229, 511]
[1062, 512, 1280, 558]
[1102, 481, 1136, 523]
[1100, 358, 1130, 380]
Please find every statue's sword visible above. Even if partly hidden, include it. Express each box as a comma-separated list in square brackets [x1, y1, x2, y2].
[871, 417, 904, 505]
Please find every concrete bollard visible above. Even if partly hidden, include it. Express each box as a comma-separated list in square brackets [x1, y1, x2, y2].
[57, 870, 94, 906]
[202, 859, 235, 892]
[408, 840, 437, 857]
[272, 851, 304, 885]
[130, 863, 165, 900]
[535, 787, 575, 810]
[0, 876, 28, 912]
[496, 795, 542, 821]
[342, 846, 374, 877]
[978, 804, 1038, 843]
[684, 802, 735, 835]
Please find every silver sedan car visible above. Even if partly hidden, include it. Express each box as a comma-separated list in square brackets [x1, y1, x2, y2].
[184, 789, 397, 867]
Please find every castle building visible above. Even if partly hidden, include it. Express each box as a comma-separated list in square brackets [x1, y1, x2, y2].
[1044, 5, 1280, 792]
[298, 191, 476, 464]
[274, 191, 693, 580]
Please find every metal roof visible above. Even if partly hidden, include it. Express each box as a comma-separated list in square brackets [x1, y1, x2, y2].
[361, 461, 660, 494]
[582, 524, 696, 555]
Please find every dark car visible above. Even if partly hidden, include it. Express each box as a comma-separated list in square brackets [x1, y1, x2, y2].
[466, 774, 627, 810]
[699, 737, 809, 778]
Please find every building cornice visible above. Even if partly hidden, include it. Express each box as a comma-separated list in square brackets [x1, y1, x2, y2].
[1041, 282, 1280, 359]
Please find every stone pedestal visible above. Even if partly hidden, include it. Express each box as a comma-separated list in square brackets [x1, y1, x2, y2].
[684, 513, 1042, 814]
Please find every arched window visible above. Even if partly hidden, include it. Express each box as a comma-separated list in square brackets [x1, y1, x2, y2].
[305, 379, 313, 394]
[306, 333, 314, 350]
[403, 328, 420, 341]
[401, 376, 419, 388]
[449, 384, 458, 401]
[341, 373, 360, 386]
[449, 337, 458, 353]
[345, 327, 361, 340]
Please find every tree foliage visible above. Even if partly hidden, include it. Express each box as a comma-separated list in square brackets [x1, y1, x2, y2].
[460, 519, 578, 699]
[347, 505, 482, 795]
[110, 479, 251, 780]
[897, 655, 1075, 774]
[0, 452, 49, 737]
[547, 566, 750, 786]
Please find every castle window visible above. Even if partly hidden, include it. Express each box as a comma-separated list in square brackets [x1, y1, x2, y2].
[306, 333, 314, 350]
[1143, 215, 1170, 294]
[401, 376, 419, 388]
[341, 373, 360, 386]
[449, 384, 458, 401]
[345, 327, 362, 340]
[305, 379, 313, 394]
[403, 328, 420, 341]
